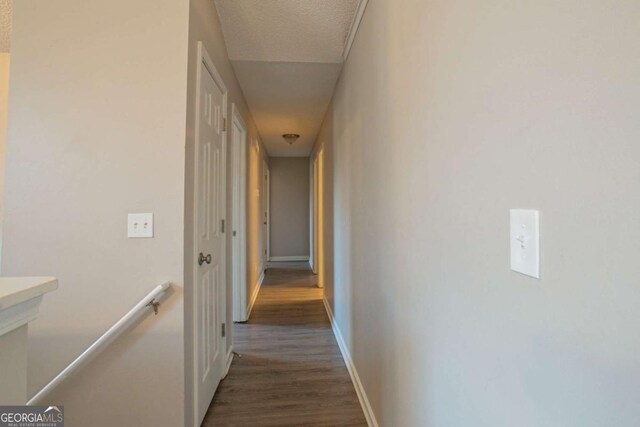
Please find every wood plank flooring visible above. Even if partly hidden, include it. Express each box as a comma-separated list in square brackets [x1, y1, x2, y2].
[202, 262, 367, 427]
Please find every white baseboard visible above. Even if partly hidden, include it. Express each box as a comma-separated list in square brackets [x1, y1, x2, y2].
[224, 345, 233, 377]
[269, 256, 309, 262]
[323, 297, 379, 427]
[246, 269, 264, 320]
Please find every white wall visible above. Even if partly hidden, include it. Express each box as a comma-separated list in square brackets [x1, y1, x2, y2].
[4, 1, 189, 425]
[315, 0, 640, 425]
[0, 325, 27, 405]
[0, 53, 8, 265]
[269, 157, 310, 259]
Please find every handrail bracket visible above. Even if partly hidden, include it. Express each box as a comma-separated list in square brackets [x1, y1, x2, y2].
[146, 299, 161, 315]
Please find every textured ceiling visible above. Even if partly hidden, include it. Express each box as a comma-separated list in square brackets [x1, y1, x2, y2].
[0, 0, 11, 53]
[215, 0, 361, 156]
[232, 60, 343, 157]
[215, 0, 359, 63]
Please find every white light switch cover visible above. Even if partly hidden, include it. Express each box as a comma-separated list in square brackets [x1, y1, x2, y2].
[510, 209, 540, 278]
[128, 213, 154, 238]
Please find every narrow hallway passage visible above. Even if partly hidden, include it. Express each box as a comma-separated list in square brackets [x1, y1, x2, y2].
[203, 263, 366, 426]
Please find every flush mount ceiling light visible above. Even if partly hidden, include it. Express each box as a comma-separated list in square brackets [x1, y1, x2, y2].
[282, 134, 300, 145]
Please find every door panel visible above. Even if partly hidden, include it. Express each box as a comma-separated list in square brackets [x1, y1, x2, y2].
[195, 58, 225, 426]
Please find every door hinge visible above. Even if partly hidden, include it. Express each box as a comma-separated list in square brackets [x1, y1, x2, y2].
[221, 219, 225, 233]
[222, 118, 227, 132]
[221, 323, 226, 337]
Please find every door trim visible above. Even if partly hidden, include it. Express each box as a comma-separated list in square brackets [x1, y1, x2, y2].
[192, 41, 228, 427]
[311, 150, 323, 277]
[309, 158, 315, 272]
[315, 146, 325, 288]
[310, 155, 318, 274]
[265, 166, 270, 263]
[231, 103, 248, 322]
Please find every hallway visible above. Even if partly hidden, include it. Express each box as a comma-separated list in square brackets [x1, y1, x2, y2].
[203, 263, 366, 426]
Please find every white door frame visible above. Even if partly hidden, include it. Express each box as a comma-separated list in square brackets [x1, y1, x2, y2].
[263, 162, 271, 264]
[231, 103, 248, 322]
[192, 41, 228, 427]
[312, 147, 324, 286]
[311, 151, 320, 276]
[309, 159, 315, 272]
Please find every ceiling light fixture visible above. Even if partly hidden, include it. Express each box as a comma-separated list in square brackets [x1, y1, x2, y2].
[282, 134, 300, 145]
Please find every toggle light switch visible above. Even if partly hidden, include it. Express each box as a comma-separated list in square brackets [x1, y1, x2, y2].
[128, 213, 154, 238]
[510, 209, 540, 278]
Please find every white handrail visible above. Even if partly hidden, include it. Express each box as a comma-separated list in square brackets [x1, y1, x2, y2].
[27, 282, 172, 405]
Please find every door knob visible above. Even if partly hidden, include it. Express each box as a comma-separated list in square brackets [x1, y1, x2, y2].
[198, 253, 212, 266]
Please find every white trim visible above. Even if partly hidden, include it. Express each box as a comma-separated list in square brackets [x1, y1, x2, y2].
[310, 153, 319, 274]
[342, 0, 370, 61]
[269, 256, 310, 262]
[309, 159, 315, 272]
[0, 296, 42, 337]
[323, 297, 379, 427]
[220, 93, 229, 389]
[265, 166, 271, 262]
[246, 269, 265, 320]
[223, 345, 234, 378]
[231, 103, 248, 323]
[315, 147, 325, 288]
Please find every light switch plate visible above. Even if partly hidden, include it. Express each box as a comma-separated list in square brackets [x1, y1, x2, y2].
[510, 209, 540, 278]
[128, 213, 154, 238]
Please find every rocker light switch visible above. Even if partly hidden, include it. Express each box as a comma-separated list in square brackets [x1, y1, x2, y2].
[510, 209, 540, 279]
[128, 213, 154, 238]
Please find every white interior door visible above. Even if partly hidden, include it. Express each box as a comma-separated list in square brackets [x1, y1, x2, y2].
[231, 105, 247, 322]
[194, 44, 227, 426]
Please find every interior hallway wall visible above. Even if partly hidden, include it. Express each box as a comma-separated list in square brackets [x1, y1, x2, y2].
[184, 0, 268, 424]
[3, 1, 190, 425]
[269, 157, 310, 259]
[0, 53, 8, 267]
[314, 0, 640, 425]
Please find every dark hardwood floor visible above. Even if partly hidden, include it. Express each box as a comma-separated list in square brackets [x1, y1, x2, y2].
[202, 262, 367, 427]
